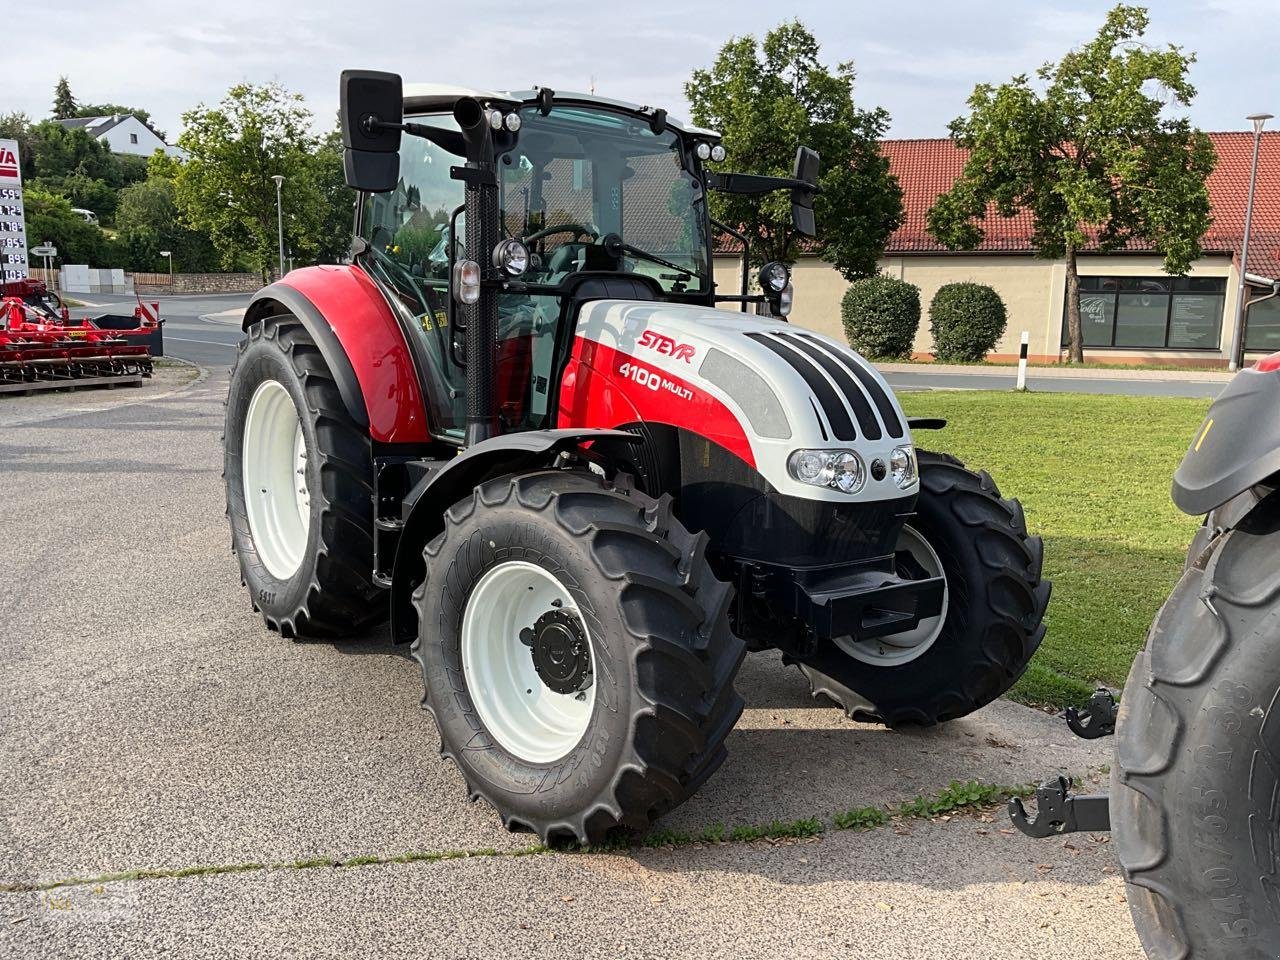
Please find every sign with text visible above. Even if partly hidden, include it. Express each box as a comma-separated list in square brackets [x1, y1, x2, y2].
[0, 138, 29, 283]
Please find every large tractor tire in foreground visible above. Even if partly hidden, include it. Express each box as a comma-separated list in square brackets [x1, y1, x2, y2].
[225, 316, 384, 639]
[797, 450, 1050, 727]
[1113, 507, 1280, 960]
[412, 470, 745, 845]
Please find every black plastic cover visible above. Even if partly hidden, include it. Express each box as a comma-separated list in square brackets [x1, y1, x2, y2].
[1172, 368, 1280, 516]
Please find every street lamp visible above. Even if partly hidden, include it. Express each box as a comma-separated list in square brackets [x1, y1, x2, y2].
[271, 175, 285, 280]
[1229, 112, 1273, 371]
[160, 250, 172, 282]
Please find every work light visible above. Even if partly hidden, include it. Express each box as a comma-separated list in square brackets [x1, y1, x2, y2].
[710, 144, 726, 162]
[758, 261, 790, 294]
[695, 142, 711, 161]
[488, 109, 504, 130]
[492, 238, 530, 277]
[504, 112, 521, 131]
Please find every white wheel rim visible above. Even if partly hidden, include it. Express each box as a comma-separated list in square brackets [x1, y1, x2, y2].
[835, 524, 949, 667]
[242, 379, 311, 580]
[461, 561, 596, 764]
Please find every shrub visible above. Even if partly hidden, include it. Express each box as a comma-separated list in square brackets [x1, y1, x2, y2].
[840, 275, 921, 360]
[929, 282, 1008, 362]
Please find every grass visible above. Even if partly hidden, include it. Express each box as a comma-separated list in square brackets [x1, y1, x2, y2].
[2, 777, 1068, 894]
[897, 389, 1210, 706]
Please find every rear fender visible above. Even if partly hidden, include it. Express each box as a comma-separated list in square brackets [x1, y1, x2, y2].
[1173, 368, 1280, 517]
[388, 428, 640, 642]
[243, 265, 429, 444]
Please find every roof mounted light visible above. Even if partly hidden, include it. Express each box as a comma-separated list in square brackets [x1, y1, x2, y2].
[487, 108, 504, 130]
[504, 112, 521, 132]
[695, 142, 711, 161]
[710, 144, 726, 162]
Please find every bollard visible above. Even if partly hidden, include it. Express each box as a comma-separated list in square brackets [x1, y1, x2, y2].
[1015, 331, 1029, 391]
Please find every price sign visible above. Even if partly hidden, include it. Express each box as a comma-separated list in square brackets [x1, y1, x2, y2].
[0, 138, 28, 283]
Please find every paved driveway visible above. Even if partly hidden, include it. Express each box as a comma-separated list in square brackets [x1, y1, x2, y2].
[0, 366, 1140, 959]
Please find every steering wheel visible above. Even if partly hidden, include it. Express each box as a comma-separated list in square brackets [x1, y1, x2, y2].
[524, 223, 597, 245]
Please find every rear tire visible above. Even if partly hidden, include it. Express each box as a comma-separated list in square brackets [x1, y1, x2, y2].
[796, 450, 1050, 726]
[412, 470, 744, 845]
[1114, 516, 1280, 960]
[225, 316, 384, 639]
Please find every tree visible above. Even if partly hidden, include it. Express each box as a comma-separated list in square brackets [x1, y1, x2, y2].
[23, 187, 110, 265]
[174, 82, 332, 278]
[686, 20, 902, 280]
[52, 77, 77, 120]
[926, 4, 1215, 363]
[0, 113, 34, 172]
[116, 176, 218, 272]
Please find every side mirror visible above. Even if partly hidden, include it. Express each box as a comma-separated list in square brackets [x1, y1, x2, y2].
[340, 70, 403, 192]
[791, 146, 820, 238]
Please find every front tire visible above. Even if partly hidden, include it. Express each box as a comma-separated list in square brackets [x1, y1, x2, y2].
[1113, 514, 1280, 960]
[412, 470, 744, 845]
[796, 450, 1050, 726]
[225, 316, 384, 638]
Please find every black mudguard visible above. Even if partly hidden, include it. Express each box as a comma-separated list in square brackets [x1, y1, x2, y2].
[1172, 368, 1280, 516]
[388, 428, 639, 642]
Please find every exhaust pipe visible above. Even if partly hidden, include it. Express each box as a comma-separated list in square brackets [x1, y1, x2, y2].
[454, 97, 498, 446]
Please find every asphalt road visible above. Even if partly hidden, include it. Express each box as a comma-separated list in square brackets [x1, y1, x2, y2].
[0, 361, 1140, 958]
[82, 292, 248, 368]
[880, 368, 1225, 398]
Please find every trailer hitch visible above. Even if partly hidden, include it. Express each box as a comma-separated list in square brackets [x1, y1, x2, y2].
[1064, 688, 1117, 740]
[1008, 777, 1111, 838]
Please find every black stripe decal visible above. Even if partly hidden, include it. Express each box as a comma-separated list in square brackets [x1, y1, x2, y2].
[797, 334, 905, 439]
[747, 333, 856, 441]
[775, 332, 882, 440]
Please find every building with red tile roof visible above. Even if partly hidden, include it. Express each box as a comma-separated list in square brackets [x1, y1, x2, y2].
[735, 131, 1279, 366]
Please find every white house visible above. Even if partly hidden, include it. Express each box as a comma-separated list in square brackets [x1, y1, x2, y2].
[53, 115, 185, 159]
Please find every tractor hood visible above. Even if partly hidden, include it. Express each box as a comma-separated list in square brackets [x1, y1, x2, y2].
[571, 300, 916, 503]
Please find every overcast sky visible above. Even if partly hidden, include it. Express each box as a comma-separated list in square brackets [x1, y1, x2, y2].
[8, 0, 1278, 141]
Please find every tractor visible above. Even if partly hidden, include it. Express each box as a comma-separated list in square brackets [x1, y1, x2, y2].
[225, 70, 1050, 844]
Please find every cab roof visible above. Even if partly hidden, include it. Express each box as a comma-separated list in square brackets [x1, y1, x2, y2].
[401, 83, 720, 139]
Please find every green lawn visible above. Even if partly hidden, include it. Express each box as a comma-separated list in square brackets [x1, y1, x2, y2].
[897, 390, 1212, 708]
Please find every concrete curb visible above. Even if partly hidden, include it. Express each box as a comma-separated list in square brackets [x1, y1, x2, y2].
[874, 361, 1234, 383]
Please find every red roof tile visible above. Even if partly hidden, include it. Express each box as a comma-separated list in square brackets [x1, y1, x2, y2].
[883, 132, 1280, 278]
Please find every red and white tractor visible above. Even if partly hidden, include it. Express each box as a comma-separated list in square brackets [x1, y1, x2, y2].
[224, 71, 1050, 843]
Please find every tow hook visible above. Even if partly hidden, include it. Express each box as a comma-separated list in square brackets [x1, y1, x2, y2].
[1008, 776, 1111, 838]
[1065, 688, 1118, 740]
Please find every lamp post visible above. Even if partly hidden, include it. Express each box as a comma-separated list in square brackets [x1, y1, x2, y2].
[160, 250, 172, 282]
[1229, 112, 1273, 371]
[271, 175, 285, 280]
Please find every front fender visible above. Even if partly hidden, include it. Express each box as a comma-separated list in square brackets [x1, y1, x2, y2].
[244, 265, 429, 445]
[388, 428, 639, 642]
[1173, 368, 1280, 516]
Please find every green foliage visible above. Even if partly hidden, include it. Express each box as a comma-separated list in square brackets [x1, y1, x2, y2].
[0, 113, 34, 172]
[174, 83, 350, 276]
[895, 780, 1032, 818]
[685, 20, 902, 280]
[728, 817, 824, 841]
[926, 5, 1215, 361]
[52, 77, 77, 120]
[832, 806, 888, 831]
[840, 275, 921, 359]
[929, 282, 1008, 362]
[115, 176, 217, 272]
[22, 187, 111, 265]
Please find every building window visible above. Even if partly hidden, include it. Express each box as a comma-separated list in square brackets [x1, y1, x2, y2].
[1062, 275, 1226, 350]
[1246, 294, 1280, 353]
[130, 133, 138, 144]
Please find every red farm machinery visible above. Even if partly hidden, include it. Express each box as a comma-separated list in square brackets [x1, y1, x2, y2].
[0, 278, 163, 394]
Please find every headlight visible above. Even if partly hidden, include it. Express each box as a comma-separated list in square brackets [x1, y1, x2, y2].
[890, 445, 918, 489]
[492, 238, 530, 276]
[710, 143, 726, 162]
[695, 142, 712, 161]
[759, 261, 790, 294]
[787, 449, 866, 495]
[777, 281, 794, 317]
[452, 259, 481, 305]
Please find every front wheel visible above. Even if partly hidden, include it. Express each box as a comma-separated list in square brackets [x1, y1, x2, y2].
[796, 450, 1050, 726]
[1113, 514, 1280, 960]
[412, 470, 745, 845]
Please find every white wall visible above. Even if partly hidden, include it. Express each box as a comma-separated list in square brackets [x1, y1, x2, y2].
[96, 116, 184, 159]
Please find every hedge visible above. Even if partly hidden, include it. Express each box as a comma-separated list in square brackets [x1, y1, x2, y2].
[840, 276, 921, 360]
[929, 282, 1008, 362]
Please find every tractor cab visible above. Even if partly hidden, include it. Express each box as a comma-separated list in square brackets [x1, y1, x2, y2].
[342, 74, 816, 445]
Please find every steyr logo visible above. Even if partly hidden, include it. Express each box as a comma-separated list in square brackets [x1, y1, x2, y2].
[0, 146, 18, 180]
[638, 329, 696, 363]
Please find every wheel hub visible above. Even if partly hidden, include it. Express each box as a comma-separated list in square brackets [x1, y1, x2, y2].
[524, 610, 592, 695]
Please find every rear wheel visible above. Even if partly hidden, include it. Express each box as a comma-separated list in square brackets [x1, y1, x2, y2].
[796, 450, 1050, 726]
[225, 316, 384, 638]
[1113, 512, 1280, 960]
[412, 470, 744, 845]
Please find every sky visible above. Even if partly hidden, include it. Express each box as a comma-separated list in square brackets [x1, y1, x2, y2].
[7, 0, 1278, 142]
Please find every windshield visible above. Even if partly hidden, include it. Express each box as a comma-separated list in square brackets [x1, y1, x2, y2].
[500, 105, 709, 295]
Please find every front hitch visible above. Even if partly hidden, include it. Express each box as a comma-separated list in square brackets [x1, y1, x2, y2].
[1009, 777, 1111, 838]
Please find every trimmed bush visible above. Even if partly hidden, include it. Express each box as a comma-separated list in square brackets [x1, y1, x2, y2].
[840, 276, 921, 360]
[929, 282, 1008, 363]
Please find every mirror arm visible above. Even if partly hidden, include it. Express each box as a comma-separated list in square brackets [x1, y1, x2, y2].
[364, 116, 467, 158]
[707, 172, 819, 196]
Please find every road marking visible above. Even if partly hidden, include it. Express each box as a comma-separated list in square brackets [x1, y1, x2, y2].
[165, 336, 239, 347]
